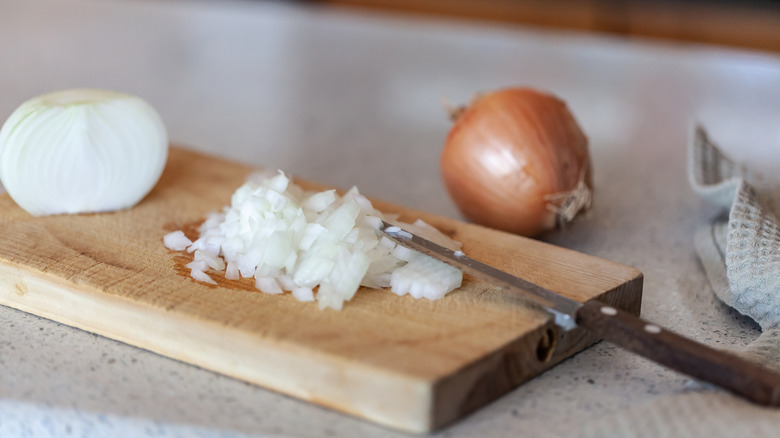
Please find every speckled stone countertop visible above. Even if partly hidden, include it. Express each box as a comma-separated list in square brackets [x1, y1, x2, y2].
[2, 0, 780, 436]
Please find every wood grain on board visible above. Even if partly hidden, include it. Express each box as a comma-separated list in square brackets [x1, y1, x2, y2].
[0, 147, 643, 433]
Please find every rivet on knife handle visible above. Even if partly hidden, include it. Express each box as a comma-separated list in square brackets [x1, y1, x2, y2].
[576, 300, 780, 406]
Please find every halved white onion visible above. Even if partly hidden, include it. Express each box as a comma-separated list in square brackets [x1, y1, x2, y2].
[0, 89, 168, 216]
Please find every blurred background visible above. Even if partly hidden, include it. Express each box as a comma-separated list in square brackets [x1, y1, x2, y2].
[309, 0, 780, 52]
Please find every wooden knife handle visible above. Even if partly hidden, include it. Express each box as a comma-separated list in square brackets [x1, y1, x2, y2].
[576, 300, 780, 406]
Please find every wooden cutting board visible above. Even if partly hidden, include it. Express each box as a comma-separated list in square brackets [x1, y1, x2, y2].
[0, 147, 643, 433]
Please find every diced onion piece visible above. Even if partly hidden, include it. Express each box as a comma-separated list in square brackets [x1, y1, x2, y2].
[391, 254, 462, 300]
[163, 231, 192, 251]
[225, 261, 240, 280]
[379, 236, 396, 249]
[186, 260, 208, 271]
[391, 245, 417, 262]
[292, 287, 315, 302]
[194, 249, 226, 271]
[303, 190, 337, 212]
[190, 269, 216, 285]
[255, 277, 283, 295]
[363, 215, 383, 231]
[299, 223, 327, 251]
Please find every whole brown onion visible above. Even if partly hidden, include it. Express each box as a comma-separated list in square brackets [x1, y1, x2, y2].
[441, 88, 592, 237]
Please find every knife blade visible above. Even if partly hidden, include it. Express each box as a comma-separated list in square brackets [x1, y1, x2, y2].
[380, 220, 780, 406]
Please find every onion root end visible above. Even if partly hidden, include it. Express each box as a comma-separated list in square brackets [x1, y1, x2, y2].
[544, 181, 592, 231]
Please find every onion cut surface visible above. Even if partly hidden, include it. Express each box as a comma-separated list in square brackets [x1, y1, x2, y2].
[164, 171, 462, 310]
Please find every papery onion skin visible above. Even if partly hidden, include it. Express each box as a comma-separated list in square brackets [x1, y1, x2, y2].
[441, 88, 592, 237]
[0, 89, 168, 216]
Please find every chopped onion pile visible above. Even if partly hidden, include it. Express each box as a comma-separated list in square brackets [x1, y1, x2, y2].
[164, 171, 462, 310]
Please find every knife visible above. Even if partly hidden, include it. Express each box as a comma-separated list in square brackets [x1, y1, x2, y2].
[380, 220, 780, 406]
